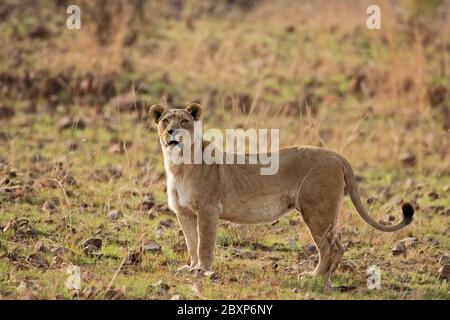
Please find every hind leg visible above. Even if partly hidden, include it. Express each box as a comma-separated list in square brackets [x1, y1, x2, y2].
[296, 166, 345, 291]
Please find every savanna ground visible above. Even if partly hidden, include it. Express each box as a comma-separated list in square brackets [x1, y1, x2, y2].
[0, 0, 449, 300]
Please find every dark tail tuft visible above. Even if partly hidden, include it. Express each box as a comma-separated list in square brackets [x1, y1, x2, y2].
[401, 202, 414, 225]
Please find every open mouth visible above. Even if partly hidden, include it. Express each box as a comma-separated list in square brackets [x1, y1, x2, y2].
[168, 140, 179, 146]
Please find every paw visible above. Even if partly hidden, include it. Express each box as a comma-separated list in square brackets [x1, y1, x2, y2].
[176, 264, 195, 274]
[194, 268, 219, 281]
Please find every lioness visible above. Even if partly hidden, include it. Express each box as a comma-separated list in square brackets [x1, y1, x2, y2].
[150, 103, 414, 290]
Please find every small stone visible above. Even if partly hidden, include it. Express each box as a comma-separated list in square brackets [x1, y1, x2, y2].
[399, 237, 418, 249]
[439, 264, 450, 281]
[305, 244, 317, 255]
[51, 246, 69, 257]
[141, 195, 155, 211]
[82, 238, 102, 255]
[159, 218, 175, 228]
[153, 280, 170, 294]
[439, 255, 450, 265]
[33, 241, 48, 253]
[399, 152, 416, 167]
[42, 200, 57, 212]
[391, 242, 406, 256]
[428, 190, 440, 200]
[170, 294, 182, 300]
[27, 253, 48, 269]
[125, 251, 142, 266]
[50, 256, 64, 268]
[66, 140, 79, 151]
[17, 280, 38, 294]
[142, 240, 161, 253]
[107, 209, 122, 220]
[82, 286, 98, 300]
[204, 271, 219, 281]
[292, 287, 299, 293]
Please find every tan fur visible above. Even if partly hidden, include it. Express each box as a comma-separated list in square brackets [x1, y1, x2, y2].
[150, 104, 413, 290]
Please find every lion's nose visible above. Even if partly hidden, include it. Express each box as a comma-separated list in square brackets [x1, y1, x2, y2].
[168, 129, 174, 135]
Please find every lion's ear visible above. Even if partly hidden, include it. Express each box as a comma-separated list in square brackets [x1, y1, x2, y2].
[186, 103, 202, 121]
[150, 104, 165, 124]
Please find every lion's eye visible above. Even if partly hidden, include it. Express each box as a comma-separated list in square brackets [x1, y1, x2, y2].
[162, 119, 169, 125]
[181, 119, 188, 125]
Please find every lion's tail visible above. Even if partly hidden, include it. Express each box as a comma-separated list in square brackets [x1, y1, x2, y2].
[339, 155, 414, 232]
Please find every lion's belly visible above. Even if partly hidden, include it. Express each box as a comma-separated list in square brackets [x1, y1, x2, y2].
[220, 193, 297, 224]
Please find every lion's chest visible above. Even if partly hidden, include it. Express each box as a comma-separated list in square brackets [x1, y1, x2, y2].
[166, 171, 193, 211]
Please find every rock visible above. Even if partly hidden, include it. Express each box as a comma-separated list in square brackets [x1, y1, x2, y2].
[51, 246, 69, 257]
[305, 244, 317, 255]
[82, 286, 98, 300]
[392, 237, 418, 256]
[391, 242, 406, 256]
[107, 209, 122, 220]
[0, 106, 15, 119]
[33, 241, 48, 253]
[124, 251, 142, 266]
[104, 288, 124, 300]
[439, 264, 450, 281]
[399, 237, 418, 249]
[50, 256, 64, 268]
[82, 238, 102, 255]
[28, 25, 51, 39]
[439, 255, 450, 265]
[170, 294, 183, 300]
[153, 280, 170, 294]
[195, 269, 219, 281]
[66, 140, 79, 151]
[27, 253, 48, 269]
[17, 280, 38, 295]
[141, 195, 155, 210]
[341, 260, 357, 272]
[42, 200, 57, 212]
[428, 190, 440, 200]
[159, 218, 175, 228]
[399, 152, 416, 167]
[205, 271, 219, 281]
[142, 240, 161, 253]
[292, 287, 299, 293]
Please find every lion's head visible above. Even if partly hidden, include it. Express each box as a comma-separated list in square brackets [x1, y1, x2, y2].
[150, 103, 202, 150]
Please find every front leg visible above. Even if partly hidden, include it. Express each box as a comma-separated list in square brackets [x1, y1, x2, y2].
[176, 208, 199, 268]
[196, 205, 220, 271]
